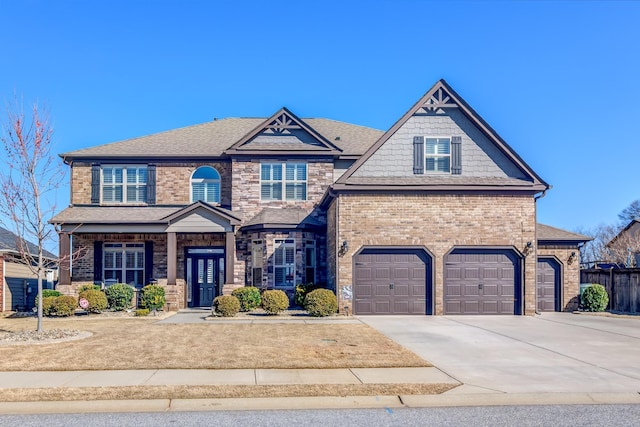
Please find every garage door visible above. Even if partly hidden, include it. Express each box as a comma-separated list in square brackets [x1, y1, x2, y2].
[537, 258, 560, 312]
[444, 249, 519, 315]
[354, 249, 431, 315]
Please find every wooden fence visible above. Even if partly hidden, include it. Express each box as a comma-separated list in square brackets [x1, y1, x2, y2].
[580, 269, 640, 314]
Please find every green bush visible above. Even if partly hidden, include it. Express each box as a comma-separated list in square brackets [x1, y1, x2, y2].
[78, 284, 101, 293]
[581, 284, 609, 312]
[231, 287, 261, 312]
[294, 283, 319, 307]
[79, 289, 108, 313]
[141, 285, 166, 311]
[41, 296, 57, 316]
[105, 283, 135, 311]
[42, 289, 61, 298]
[51, 295, 78, 317]
[304, 288, 338, 317]
[213, 295, 241, 317]
[261, 289, 289, 315]
[135, 308, 150, 317]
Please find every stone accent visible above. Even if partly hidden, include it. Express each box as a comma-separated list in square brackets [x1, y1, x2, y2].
[334, 193, 537, 315]
[537, 245, 581, 311]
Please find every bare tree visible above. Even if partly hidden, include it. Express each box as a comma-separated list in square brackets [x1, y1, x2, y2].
[0, 99, 63, 332]
[618, 199, 640, 225]
[575, 224, 620, 267]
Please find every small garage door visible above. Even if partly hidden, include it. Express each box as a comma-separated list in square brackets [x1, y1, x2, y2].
[537, 258, 561, 312]
[354, 249, 431, 315]
[444, 249, 520, 315]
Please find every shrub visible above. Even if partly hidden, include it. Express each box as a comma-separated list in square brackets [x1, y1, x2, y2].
[105, 283, 135, 311]
[78, 284, 101, 293]
[581, 284, 609, 312]
[304, 288, 338, 317]
[51, 295, 78, 317]
[41, 296, 57, 316]
[213, 295, 241, 317]
[261, 289, 289, 315]
[135, 308, 150, 317]
[79, 289, 108, 313]
[42, 289, 61, 298]
[141, 285, 166, 311]
[231, 287, 261, 312]
[294, 283, 319, 307]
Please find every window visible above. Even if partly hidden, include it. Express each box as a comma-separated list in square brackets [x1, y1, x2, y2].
[103, 243, 145, 287]
[305, 240, 316, 284]
[274, 239, 295, 288]
[102, 166, 147, 203]
[425, 138, 451, 173]
[191, 166, 221, 204]
[251, 240, 264, 287]
[261, 163, 307, 201]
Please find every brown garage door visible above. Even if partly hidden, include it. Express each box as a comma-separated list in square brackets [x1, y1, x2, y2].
[444, 249, 519, 315]
[537, 258, 560, 312]
[354, 249, 431, 315]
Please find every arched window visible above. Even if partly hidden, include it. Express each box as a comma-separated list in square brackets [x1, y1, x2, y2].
[191, 166, 221, 204]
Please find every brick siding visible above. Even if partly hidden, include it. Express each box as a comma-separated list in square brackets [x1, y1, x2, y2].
[537, 245, 581, 311]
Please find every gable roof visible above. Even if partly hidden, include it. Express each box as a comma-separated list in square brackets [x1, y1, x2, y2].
[60, 116, 382, 162]
[537, 223, 592, 244]
[223, 107, 342, 156]
[607, 219, 640, 247]
[335, 79, 549, 192]
[0, 226, 57, 259]
[242, 207, 323, 231]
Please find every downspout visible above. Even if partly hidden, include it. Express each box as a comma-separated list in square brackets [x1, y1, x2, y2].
[533, 189, 549, 315]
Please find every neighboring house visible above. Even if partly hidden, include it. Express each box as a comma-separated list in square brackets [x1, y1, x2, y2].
[51, 79, 588, 315]
[606, 220, 640, 267]
[0, 226, 57, 312]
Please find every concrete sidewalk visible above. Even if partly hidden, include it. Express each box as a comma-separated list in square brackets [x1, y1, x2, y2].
[0, 367, 457, 389]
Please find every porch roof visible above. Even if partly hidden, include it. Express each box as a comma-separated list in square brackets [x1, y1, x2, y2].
[242, 207, 324, 231]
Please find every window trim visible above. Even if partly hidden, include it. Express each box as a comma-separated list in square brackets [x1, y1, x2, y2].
[260, 162, 307, 201]
[190, 166, 221, 204]
[101, 165, 148, 204]
[424, 137, 451, 174]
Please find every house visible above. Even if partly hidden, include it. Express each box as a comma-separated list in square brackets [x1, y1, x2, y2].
[51, 79, 588, 315]
[606, 220, 640, 267]
[0, 226, 57, 312]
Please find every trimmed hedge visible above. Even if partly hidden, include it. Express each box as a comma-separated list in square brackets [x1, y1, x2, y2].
[78, 284, 101, 293]
[213, 295, 241, 317]
[304, 288, 338, 317]
[141, 285, 166, 311]
[41, 296, 57, 316]
[581, 284, 609, 312]
[231, 287, 261, 312]
[105, 283, 135, 311]
[135, 308, 150, 317]
[261, 290, 289, 315]
[51, 295, 78, 317]
[78, 289, 108, 313]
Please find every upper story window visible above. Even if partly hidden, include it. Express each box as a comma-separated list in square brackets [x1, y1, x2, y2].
[260, 162, 307, 201]
[102, 166, 147, 203]
[191, 166, 221, 204]
[425, 138, 451, 173]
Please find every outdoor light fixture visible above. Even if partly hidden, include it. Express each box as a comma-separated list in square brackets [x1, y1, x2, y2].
[568, 251, 577, 265]
[339, 240, 349, 257]
[522, 241, 533, 257]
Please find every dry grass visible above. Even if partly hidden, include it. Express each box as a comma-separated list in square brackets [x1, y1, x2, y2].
[0, 315, 430, 371]
[0, 383, 456, 402]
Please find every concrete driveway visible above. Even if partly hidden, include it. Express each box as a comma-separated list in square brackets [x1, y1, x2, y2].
[360, 313, 640, 394]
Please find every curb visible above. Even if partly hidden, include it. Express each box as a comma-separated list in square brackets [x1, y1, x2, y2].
[1, 392, 639, 414]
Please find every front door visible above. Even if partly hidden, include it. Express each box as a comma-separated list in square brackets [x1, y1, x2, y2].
[186, 247, 225, 307]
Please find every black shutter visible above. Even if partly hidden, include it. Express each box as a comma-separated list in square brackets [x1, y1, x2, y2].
[93, 241, 103, 283]
[147, 165, 156, 205]
[413, 136, 424, 174]
[91, 164, 101, 204]
[451, 136, 462, 175]
[145, 241, 154, 285]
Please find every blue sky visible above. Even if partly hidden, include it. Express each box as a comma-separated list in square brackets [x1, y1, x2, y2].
[1, 0, 639, 234]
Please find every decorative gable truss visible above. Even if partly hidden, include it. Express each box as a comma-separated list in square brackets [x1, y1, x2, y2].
[224, 108, 342, 156]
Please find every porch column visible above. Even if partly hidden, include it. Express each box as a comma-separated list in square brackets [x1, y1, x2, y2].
[59, 232, 71, 286]
[167, 232, 177, 285]
[225, 231, 235, 284]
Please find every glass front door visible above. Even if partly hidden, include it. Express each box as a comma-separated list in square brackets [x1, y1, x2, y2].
[186, 248, 225, 307]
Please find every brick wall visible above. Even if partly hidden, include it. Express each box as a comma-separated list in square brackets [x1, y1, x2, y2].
[537, 245, 581, 311]
[336, 193, 537, 315]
